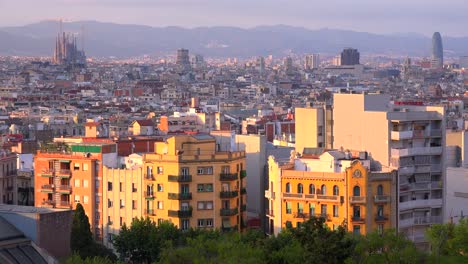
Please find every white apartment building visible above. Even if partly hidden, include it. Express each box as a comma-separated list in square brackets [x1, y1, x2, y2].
[333, 93, 445, 250]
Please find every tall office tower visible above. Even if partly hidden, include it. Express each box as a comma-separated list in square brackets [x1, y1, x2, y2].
[340, 48, 360, 65]
[333, 93, 445, 250]
[143, 135, 247, 232]
[431, 32, 444, 69]
[256, 56, 265, 72]
[35, 141, 118, 241]
[53, 32, 86, 67]
[191, 54, 205, 69]
[283, 57, 293, 73]
[459, 56, 468, 69]
[176, 49, 191, 68]
[304, 54, 320, 70]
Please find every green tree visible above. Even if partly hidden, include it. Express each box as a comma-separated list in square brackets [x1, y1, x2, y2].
[113, 217, 180, 263]
[451, 218, 468, 256]
[426, 222, 455, 258]
[65, 253, 118, 264]
[71, 203, 93, 255]
[263, 230, 305, 264]
[348, 229, 421, 264]
[290, 216, 356, 264]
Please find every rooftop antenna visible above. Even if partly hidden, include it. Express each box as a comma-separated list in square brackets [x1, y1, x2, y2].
[81, 25, 85, 52]
[59, 18, 63, 35]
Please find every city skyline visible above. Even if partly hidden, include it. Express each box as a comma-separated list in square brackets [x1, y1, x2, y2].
[0, 0, 467, 37]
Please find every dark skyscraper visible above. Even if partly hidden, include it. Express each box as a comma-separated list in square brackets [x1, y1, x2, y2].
[431, 32, 443, 69]
[340, 48, 360, 65]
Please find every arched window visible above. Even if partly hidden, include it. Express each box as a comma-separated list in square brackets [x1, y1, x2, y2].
[309, 184, 315, 194]
[333, 185, 339, 196]
[377, 185, 383, 195]
[298, 183, 303, 194]
[321, 184, 327, 195]
[286, 183, 291, 193]
[353, 186, 361, 197]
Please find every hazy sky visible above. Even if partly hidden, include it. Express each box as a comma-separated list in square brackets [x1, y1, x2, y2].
[1, 0, 467, 36]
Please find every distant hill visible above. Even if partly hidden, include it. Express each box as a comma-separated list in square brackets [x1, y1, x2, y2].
[0, 21, 467, 58]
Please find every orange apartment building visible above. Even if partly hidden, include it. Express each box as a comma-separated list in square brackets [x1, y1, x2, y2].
[35, 142, 117, 240]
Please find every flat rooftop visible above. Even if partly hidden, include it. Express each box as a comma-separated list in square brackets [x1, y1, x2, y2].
[0, 204, 71, 214]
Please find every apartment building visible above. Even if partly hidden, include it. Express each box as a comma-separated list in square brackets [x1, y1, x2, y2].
[102, 165, 144, 249]
[333, 93, 445, 249]
[294, 105, 333, 153]
[34, 142, 117, 241]
[265, 150, 396, 235]
[143, 134, 246, 231]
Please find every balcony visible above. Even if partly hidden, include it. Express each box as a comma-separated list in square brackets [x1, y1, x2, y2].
[220, 191, 238, 199]
[144, 191, 155, 200]
[168, 192, 192, 200]
[41, 200, 55, 206]
[317, 195, 340, 202]
[41, 169, 55, 177]
[264, 190, 276, 199]
[293, 212, 310, 218]
[265, 209, 274, 217]
[430, 130, 442, 137]
[283, 193, 303, 199]
[40, 184, 54, 193]
[145, 209, 156, 216]
[56, 185, 72, 194]
[314, 213, 331, 221]
[168, 175, 192, 182]
[56, 169, 71, 178]
[375, 214, 389, 222]
[220, 208, 238, 216]
[399, 216, 443, 228]
[351, 215, 365, 223]
[349, 196, 366, 204]
[391, 130, 413, 140]
[374, 195, 390, 203]
[391, 146, 442, 157]
[241, 204, 247, 212]
[144, 174, 155, 180]
[220, 173, 238, 181]
[240, 170, 247, 179]
[168, 209, 192, 218]
[56, 201, 71, 208]
[240, 188, 247, 195]
[399, 198, 443, 211]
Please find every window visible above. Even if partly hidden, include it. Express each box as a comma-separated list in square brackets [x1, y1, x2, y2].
[74, 179, 80, 187]
[377, 185, 383, 195]
[84, 196, 89, 204]
[157, 166, 163, 174]
[181, 219, 190, 230]
[285, 221, 292, 228]
[353, 225, 361, 235]
[157, 201, 164, 209]
[132, 183, 137, 192]
[83, 163, 88, 171]
[157, 184, 163, 192]
[198, 219, 205, 227]
[285, 183, 291, 193]
[120, 199, 125, 208]
[286, 202, 292, 214]
[108, 182, 113, 191]
[353, 206, 361, 218]
[320, 204, 327, 216]
[132, 200, 137, 210]
[197, 201, 214, 210]
[120, 217, 124, 227]
[95, 212, 100, 220]
[309, 184, 315, 194]
[197, 184, 213, 192]
[197, 168, 204, 175]
[377, 205, 384, 216]
[74, 163, 80, 170]
[298, 203, 304, 214]
[309, 204, 315, 216]
[321, 184, 327, 195]
[74, 195, 80, 203]
[206, 219, 213, 227]
[96, 196, 100, 205]
[222, 166, 230, 173]
[296, 222, 302, 228]
[333, 185, 339, 196]
[197, 167, 213, 175]
[108, 199, 113, 208]
[333, 205, 339, 217]
[353, 186, 361, 196]
[297, 183, 303, 194]
[181, 167, 189, 175]
[83, 180, 89, 188]
[120, 182, 123, 192]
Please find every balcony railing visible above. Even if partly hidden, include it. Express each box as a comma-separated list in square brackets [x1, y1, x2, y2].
[220, 208, 238, 216]
[144, 191, 155, 200]
[168, 175, 192, 182]
[41, 184, 54, 192]
[293, 212, 309, 218]
[283, 193, 303, 198]
[375, 214, 389, 221]
[314, 213, 331, 221]
[41, 169, 55, 177]
[56, 185, 71, 193]
[145, 209, 156, 216]
[241, 204, 247, 212]
[265, 190, 276, 199]
[374, 195, 390, 203]
[41, 200, 55, 206]
[57, 201, 71, 208]
[144, 174, 155, 180]
[399, 198, 443, 211]
[391, 130, 413, 140]
[351, 215, 365, 222]
[349, 196, 366, 204]
[265, 209, 274, 217]
[56, 169, 71, 177]
[168, 192, 192, 200]
[220, 173, 238, 181]
[220, 191, 238, 199]
[317, 195, 340, 202]
[240, 188, 247, 195]
[168, 209, 192, 218]
[399, 216, 443, 228]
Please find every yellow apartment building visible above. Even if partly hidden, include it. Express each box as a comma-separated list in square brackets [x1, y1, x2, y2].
[265, 150, 397, 235]
[143, 134, 246, 231]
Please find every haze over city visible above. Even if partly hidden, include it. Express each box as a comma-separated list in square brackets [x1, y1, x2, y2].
[0, 0, 467, 36]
